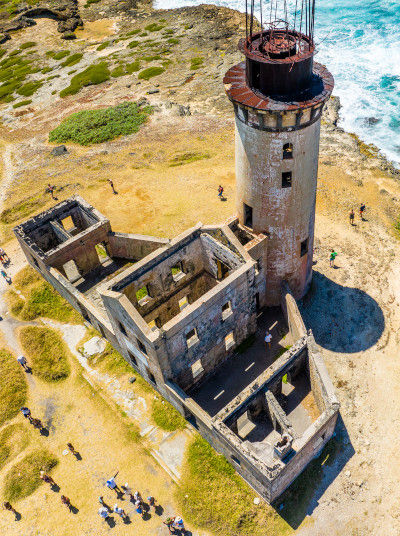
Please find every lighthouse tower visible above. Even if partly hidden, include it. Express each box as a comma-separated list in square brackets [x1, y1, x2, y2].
[224, 1, 334, 305]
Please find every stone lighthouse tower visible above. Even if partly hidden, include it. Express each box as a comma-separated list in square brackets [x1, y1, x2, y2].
[224, 1, 334, 305]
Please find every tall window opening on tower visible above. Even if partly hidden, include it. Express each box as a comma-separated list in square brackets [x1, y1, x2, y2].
[282, 172, 292, 188]
[283, 143, 293, 160]
[300, 238, 309, 257]
[244, 203, 253, 227]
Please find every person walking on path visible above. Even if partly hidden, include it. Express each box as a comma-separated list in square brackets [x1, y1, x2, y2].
[61, 495, 72, 511]
[359, 202, 366, 220]
[67, 443, 77, 455]
[218, 185, 224, 199]
[0, 247, 9, 263]
[1, 269, 11, 284]
[164, 517, 174, 533]
[329, 249, 337, 268]
[20, 407, 31, 418]
[108, 179, 117, 195]
[264, 331, 272, 350]
[40, 471, 56, 487]
[172, 516, 185, 531]
[17, 355, 29, 371]
[2, 501, 18, 519]
[349, 209, 355, 225]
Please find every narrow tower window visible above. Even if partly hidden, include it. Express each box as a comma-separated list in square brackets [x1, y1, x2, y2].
[300, 238, 309, 257]
[282, 172, 292, 188]
[244, 203, 253, 227]
[283, 143, 293, 160]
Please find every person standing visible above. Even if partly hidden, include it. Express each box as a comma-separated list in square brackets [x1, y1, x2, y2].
[218, 185, 224, 199]
[106, 476, 121, 494]
[47, 184, 56, 200]
[113, 504, 126, 519]
[359, 203, 366, 220]
[20, 407, 31, 418]
[163, 517, 174, 533]
[108, 179, 117, 195]
[264, 331, 272, 350]
[61, 495, 72, 511]
[121, 483, 133, 500]
[2, 501, 17, 519]
[98, 506, 109, 520]
[349, 209, 355, 225]
[329, 249, 337, 268]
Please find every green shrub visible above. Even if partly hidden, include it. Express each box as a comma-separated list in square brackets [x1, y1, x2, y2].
[128, 40, 139, 48]
[169, 151, 211, 166]
[20, 41, 36, 50]
[97, 41, 110, 51]
[19, 326, 71, 382]
[60, 62, 110, 97]
[17, 81, 42, 97]
[61, 52, 83, 67]
[12, 99, 32, 108]
[151, 397, 186, 431]
[138, 66, 164, 80]
[3, 450, 58, 502]
[18, 282, 81, 323]
[41, 66, 52, 74]
[190, 56, 203, 70]
[143, 54, 161, 62]
[85, 0, 101, 5]
[52, 50, 70, 60]
[168, 38, 180, 45]
[126, 29, 140, 36]
[49, 101, 152, 145]
[145, 23, 165, 32]
[0, 349, 28, 426]
[126, 60, 141, 73]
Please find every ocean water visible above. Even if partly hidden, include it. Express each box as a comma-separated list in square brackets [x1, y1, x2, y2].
[155, 0, 400, 166]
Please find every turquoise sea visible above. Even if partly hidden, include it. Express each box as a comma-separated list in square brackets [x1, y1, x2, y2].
[155, 0, 400, 166]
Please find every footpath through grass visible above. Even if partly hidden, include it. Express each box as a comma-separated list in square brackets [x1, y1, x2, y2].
[0, 349, 28, 426]
[6, 266, 81, 323]
[19, 326, 71, 383]
[176, 436, 289, 536]
[49, 101, 152, 145]
[3, 450, 58, 502]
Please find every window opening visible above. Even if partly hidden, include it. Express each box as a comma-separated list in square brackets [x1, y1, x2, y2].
[179, 296, 189, 311]
[61, 215, 74, 231]
[171, 261, 185, 281]
[119, 322, 127, 336]
[191, 359, 204, 378]
[137, 338, 147, 355]
[186, 328, 199, 348]
[231, 455, 241, 466]
[136, 284, 150, 305]
[282, 171, 292, 188]
[127, 350, 137, 366]
[216, 259, 230, 281]
[225, 331, 235, 350]
[221, 301, 232, 321]
[300, 238, 309, 257]
[244, 203, 253, 227]
[147, 368, 156, 384]
[95, 242, 109, 262]
[283, 143, 293, 160]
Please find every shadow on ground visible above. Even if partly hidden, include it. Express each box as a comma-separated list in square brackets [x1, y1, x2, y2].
[300, 272, 385, 353]
[274, 415, 354, 529]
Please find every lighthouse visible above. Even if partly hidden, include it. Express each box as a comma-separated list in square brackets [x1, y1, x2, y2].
[224, 1, 334, 305]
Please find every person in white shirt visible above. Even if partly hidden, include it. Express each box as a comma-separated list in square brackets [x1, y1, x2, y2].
[264, 331, 272, 349]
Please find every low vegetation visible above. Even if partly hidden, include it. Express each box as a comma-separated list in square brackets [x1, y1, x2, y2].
[19, 326, 71, 383]
[0, 423, 30, 471]
[0, 0, 39, 18]
[138, 66, 165, 80]
[3, 450, 58, 502]
[13, 99, 32, 108]
[190, 57, 204, 70]
[49, 101, 152, 145]
[151, 397, 187, 432]
[60, 62, 110, 97]
[169, 151, 211, 166]
[176, 436, 288, 536]
[6, 266, 81, 323]
[0, 349, 28, 426]
[145, 23, 165, 32]
[60, 53, 83, 68]
[0, 195, 46, 224]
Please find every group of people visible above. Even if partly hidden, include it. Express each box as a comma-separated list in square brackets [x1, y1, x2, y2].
[0, 247, 11, 284]
[349, 202, 366, 225]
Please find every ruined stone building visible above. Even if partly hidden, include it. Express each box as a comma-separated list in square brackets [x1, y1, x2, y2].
[15, 1, 339, 504]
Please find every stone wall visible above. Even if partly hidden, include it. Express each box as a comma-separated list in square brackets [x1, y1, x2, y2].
[107, 232, 169, 260]
[281, 281, 307, 341]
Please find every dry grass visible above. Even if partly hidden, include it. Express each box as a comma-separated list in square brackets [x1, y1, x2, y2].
[2, 449, 58, 502]
[0, 349, 28, 426]
[19, 326, 71, 382]
[0, 423, 30, 471]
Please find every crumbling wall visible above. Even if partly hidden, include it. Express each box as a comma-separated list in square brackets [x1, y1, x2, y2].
[107, 232, 169, 260]
[280, 281, 307, 341]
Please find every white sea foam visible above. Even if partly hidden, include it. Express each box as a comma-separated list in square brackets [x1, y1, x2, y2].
[155, 0, 400, 166]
